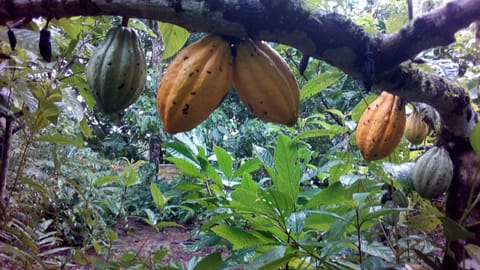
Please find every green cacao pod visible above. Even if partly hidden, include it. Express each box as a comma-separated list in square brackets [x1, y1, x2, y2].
[412, 146, 454, 199]
[383, 200, 400, 226]
[392, 190, 409, 208]
[87, 26, 147, 114]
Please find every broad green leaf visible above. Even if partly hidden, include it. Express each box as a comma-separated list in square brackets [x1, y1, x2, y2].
[469, 122, 480, 155]
[300, 70, 343, 99]
[293, 129, 337, 141]
[153, 249, 169, 264]
[355, 13, 378, 34]
[287, 211, 306, 235]
[327, 209, 356, 241]
[253, 144, 273, 167]
[165, 141, 198, 164]
[272, 135, 300, 205]
[79, 118, 92, 138]
[93, 175, 121, 186]
[306, 181, 346, 208]
[122, 167, 139, 187]
[105, 228, 118, 242]
[214, 145, 233, 179]
[240, 174, 258, 192]
[151, 182, 165, 210]
[167, 157, 203, 178]
[439, 217, 475, 241]
[211, 225, 264, 250]
[159, 22, 190, 59]
[193, 252, 223, 270]
[246, 246, 289, 270]
[304, 211, 342, 231]
[465, 244, 480, 265]
[38, 134, 84, 147]
[233, 158, 262, 178]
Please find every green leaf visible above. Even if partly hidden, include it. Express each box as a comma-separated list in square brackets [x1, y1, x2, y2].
[253, 144, 273, 167]
[122, 167, 139, 187]
[293, 129, 337, 141]
[233, 158, 262, 178]
[167, 157, 203, 178]
[211, 225, 264, 250]
[193, 252, 223, 270]
[246, 246, 290, 270]
[151, 182, 165, 210]
[300, 70, 343, 99]
[159, 22, 190, 59]
[287, 211, 306, 235]
[385, 13, 408, 34]
[79, 118, 92, 138]
[93, 175, 121, 186]
[153, 249, 169, 264]
[272, 135, 300, 205]
[105, 228, 118, 242]
[306, 181, 346, 208]
[37, 134, 84, 147]
[439, 217, 475, 241]
[465, 244, 480, 265]
[214, 145, 233, 179]
[469, 122, 480, 155]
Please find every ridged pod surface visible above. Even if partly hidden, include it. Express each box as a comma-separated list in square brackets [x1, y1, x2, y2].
[404, 111, 429, 145]
[413, 146, 454, 199]
[233, 40, 300, 126]
[157, 35, 233, 133]
[87, 26, 147, 114]
[356, 91, 406, 161]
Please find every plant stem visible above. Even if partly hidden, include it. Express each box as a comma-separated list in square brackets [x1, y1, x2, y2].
[355, 208, 363, 269]
[0, 114, 13, 214]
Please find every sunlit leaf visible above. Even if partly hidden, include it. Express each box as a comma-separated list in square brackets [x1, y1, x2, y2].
[214, 145, 233, 179]
[300, 69, 343, 99]
[37, 134, 84, 147]
[93, 175, 121, 186]
[159, 22, 190, 59]
[151, 182, 165, 210]
[211, 224, 265, 250]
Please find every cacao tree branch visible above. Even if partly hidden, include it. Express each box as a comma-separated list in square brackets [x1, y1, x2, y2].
[1, 0, 480, 138]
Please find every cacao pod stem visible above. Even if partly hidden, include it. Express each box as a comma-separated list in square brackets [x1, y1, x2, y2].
[39, 20, 52, 62]
[7, 27, 16, 51]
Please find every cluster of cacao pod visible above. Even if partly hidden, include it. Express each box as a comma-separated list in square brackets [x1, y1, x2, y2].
[87, 24, 147, 114]
[156, 35, 300, 134]
[356, 91, 406, 161]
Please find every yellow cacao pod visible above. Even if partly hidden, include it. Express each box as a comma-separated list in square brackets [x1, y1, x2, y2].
[233, 40, 300, 126]
[157, 35, 233, 133]
[356, 91, 406, 161]
[404, 111, 429, 145]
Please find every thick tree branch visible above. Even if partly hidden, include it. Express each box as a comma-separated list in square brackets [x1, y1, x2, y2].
[1, 0, 480, 137]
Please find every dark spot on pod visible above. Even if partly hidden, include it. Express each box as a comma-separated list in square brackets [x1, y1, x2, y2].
[259, 101, 263, 104]
[219, 66, 223, 72]
[183, 56, 189, 61]
[136, 62, 140, 66]
[263, 111, 268, 115]
[207, 70, 212, 74]
[375, 104, 379, 108]
[117, 83, 125, 90]
[182, 104, 190, 115]
[189, 72, 194, 77]
[196, 69, 200, 73]
[173, 101, 177, 105]
[190, 92, 197, 95]
[248, 104, 254, 112]
[250, 53, 254, 57]
[108, 62, 112, 66]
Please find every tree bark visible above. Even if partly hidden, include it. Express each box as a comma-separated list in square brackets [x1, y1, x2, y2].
[2, 0, 480, 268]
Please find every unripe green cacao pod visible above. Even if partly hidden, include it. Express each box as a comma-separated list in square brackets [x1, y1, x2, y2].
[383, 200, 400, 226]
[87, 26, 147, 114]
[412, 146, 454, 199]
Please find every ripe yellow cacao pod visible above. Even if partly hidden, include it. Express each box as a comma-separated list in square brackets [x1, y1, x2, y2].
[404, 111, 429, 145]
[157, 35, 233, 133]
[232, 40, 300, 126]
[356, 91, 406, 161]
